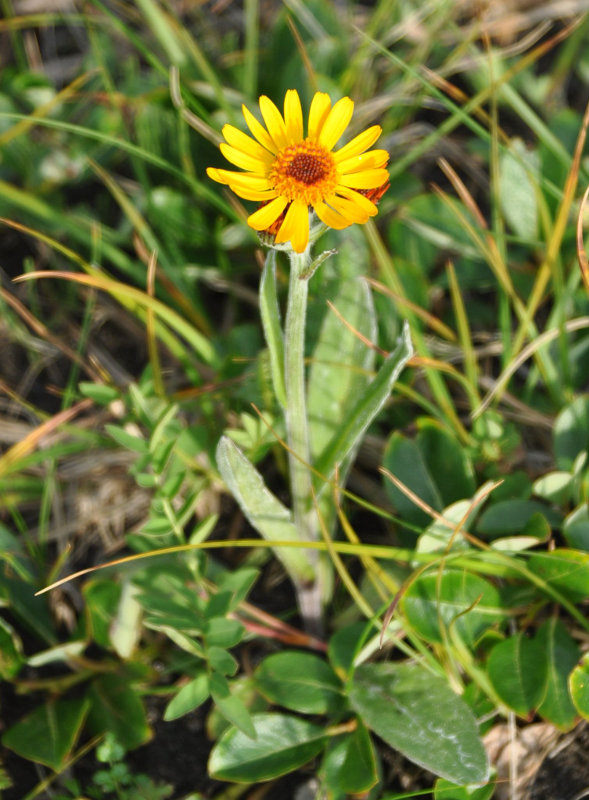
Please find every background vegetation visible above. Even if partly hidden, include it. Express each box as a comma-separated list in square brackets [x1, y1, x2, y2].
[2, 1, 589, 798]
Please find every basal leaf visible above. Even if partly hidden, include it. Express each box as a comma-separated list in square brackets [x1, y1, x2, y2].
[348, 663, 488, 784]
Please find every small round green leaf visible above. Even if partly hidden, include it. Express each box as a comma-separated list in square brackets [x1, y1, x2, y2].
[320, 720, 378, 795]
[536, 618, 579, 730]
[208, 713, 327, 782]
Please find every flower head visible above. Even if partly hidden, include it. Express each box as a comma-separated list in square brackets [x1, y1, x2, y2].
[207, 90, 389, 253]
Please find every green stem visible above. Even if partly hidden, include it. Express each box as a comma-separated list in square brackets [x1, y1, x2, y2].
[284, 246, 315, 545]
[284, 245, 322, 632]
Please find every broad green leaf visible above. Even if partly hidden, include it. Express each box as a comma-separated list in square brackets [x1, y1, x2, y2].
[87, 674, 151, 749]
[164, 673, 209, 721]
[499, 138, 538, 239]
[210, 671, 256, 739]
[554, 396, 589, 470]
[382, 432, 443, 528]
[533, 471, 573, 504]
[320, 720, 378, 795]
[216, 567, 259, 610]
[417, 418, 476, 506]
[314, 321, 412, 486]
[348, 663, 488, 784]
[487, 633, 546, 715]
[536, 617, 579, 730]
[570, 652, 589, 719]
[476, 499, 560, 537]
[563, 505, 589, 551]
[216, 436, 315, 583]
[307, 276, 375, 461]
[255, 651, 343, 714]
[401, 569, 504, 646]
[2, 698, 89, 770]
[208, 713, 327, 782]
[434, 776, 495, 800]
[415, 499, 474, 557]
[529, 549, 589, 602]
[259, 251, 286, 409]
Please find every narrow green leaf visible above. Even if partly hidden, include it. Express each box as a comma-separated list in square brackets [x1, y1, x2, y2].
[314, 321, 412, 486]
[210, 672, 256, 739]
[105, 424, 149, 454]
[255, 651, 343, 714]
[487, 633, 547, 716]
[164, 673, 209, 721]
[536, 617, 579, 730]
[259, 251, 287, 408]
[499, 138, 538, 239]
[348, 663, 488, 784]
[2, 698, 89, 770]
[208, 713, 327, 782]
[216, 436, 315, 582]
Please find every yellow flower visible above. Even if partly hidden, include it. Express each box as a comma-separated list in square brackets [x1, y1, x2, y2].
[207, 89, 389, 253]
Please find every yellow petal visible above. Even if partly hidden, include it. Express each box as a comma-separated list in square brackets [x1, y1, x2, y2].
[284, 89, 303, 144]
[212, 170, 271, 191]
[319, 96, 354, 151]
[242, 104, 277, 153]
[230, 187, 278, 201]
[313, 200, 350, 230]
[259, 95, 288, 150]
[222, 124, 274, 162]
[334, 125, 382, 162]
[337, 149, 389, 174]
[336, 185, 378, 216]
[339, 168, 390, 189]
[207, 167, 230, 184]
[330, 195, 369, 224]
[247, 196, 289, 230]
[308, 92, 331, 141]
[275, 199, 309, 252]
[220, 142, 270, 173]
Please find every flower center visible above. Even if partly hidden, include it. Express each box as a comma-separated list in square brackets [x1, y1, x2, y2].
[270, 139, 336, 206]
